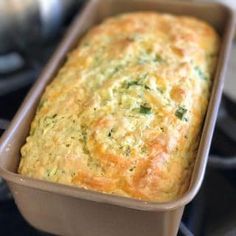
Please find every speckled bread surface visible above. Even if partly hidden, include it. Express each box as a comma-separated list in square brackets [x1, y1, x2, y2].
[18, 12, 220, 202]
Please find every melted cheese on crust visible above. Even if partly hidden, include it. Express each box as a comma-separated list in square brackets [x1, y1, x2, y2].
[18, 12, 220, 202]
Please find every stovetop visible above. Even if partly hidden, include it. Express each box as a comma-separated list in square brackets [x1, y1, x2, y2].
[0, 6, 236, 236]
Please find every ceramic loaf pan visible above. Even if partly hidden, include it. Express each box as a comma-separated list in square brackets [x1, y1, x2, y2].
[0, 0, 235, 235]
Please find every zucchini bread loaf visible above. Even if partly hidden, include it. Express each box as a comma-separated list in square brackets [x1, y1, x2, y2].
[18, 12, 220, 202]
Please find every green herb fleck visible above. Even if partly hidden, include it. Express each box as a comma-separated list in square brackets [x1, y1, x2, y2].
[138, 73, 148, 80]
[141, 146, 147, 154]
[30, 128, 36, 136]
[126, 80, 140, 88]
[154, 54, 163, 62]
[140, 104, 152, 115]
[125, 146, 131, 156]
[108, 128, 114, 137]
[125, 74, 150, 90]
[194, 66, 209, 81]
[129, 166, 135, 172]
[208, 53, 217, 58]
[109, 65, 122, 77]
[46, 168, 57, 177]
[156, 87, 164, 94]
[38, 100, 45, 110]
[138, 51, 164, 64]
[127, 33, 141, 42]
[138, 55, 149, 64]
[81, 126, 90, 154]
[82, 41, 90, 47]
[43, 116, 57, 127]
[127, 36, 135, 42]
[175, 106, 188, 120]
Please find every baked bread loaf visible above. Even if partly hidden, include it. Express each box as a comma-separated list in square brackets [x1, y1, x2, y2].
[18, 12, 220, 202]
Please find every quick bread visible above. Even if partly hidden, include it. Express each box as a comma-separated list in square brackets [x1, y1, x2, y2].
[18, 12, 220, 202]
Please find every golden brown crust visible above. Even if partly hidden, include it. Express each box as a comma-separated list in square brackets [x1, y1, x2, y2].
[18, 12, 220, 202]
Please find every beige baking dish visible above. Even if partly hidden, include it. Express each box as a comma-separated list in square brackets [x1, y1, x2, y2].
[0, 0, 235, 235]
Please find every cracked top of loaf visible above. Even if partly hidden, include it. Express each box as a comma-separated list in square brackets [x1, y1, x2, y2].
[18, 12, 220, 202]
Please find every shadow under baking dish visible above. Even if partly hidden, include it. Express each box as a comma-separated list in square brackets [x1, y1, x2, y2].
[0, 0, 235, 236]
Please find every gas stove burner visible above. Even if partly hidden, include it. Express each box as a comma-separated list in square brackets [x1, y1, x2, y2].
[0, 53, 24, 74]
[0, 51, 41, 96]
[0, 66, 39, 96]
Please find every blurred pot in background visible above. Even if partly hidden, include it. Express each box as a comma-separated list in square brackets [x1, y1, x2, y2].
[0, 0, 81, 54]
